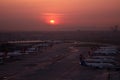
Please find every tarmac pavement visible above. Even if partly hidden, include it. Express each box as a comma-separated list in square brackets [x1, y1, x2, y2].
[0, 43, 115, 80]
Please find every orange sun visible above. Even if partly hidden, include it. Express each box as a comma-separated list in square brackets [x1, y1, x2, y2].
[50, 19, 55, 24]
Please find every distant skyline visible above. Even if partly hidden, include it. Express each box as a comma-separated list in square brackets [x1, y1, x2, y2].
[0, 0, 120, 31]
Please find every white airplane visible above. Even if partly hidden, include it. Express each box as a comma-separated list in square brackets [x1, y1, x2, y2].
[0, 51, 22, 56]
[82, 46, 118, 69]
[94, 50, 117, 55]
[86, 62, 115, 68]
[99, 46, 118, 50]
[32, 43, 50, 48]
[25, 48, 36, 53]
[85, 58, 115, 63]
[0, 51, 22, 60]
[94, 46, 118, 55]
[91, 56, 115, 59]
[7, 51, 22, 56]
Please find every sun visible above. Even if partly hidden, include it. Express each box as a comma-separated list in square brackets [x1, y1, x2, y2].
[50, 19, 55, 24]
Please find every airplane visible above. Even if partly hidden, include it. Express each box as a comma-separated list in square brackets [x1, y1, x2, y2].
[82, 46, 119, 69]
[93, 49, 117, 55]
[25, 47, 36, 53]
[0, 51, 22, 58]
[85, 58, 116, 63]
[94, 46, 118, 55]
[86, 62, 115, 68]
[91, 56, 115, 59]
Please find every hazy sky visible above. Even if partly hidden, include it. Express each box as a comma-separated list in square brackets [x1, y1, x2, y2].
[0, 0, 120, 31]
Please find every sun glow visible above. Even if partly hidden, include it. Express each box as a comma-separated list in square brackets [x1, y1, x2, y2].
[50, 19, 55, 24]
[43, 13, 61, 25]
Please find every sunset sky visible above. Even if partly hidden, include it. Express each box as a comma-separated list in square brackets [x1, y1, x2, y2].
[0, 0, 120, 31]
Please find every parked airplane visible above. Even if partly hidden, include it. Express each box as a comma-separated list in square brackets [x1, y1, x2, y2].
[80, 46, 119, 69]
[86, 62, 115, 68]
[85, 58, 115, 63]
